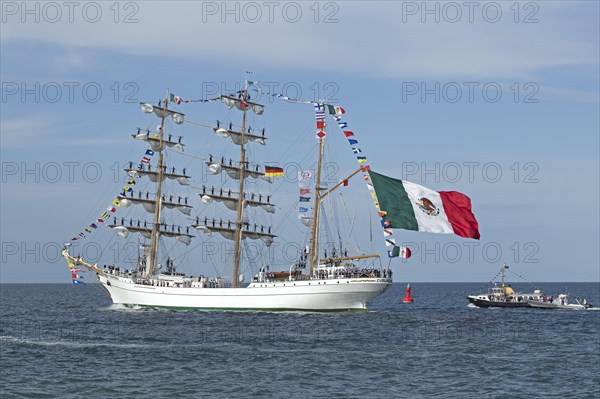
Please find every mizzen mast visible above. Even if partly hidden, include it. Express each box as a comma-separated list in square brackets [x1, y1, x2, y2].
[232, 84, 250, 288]
[148, 94, 169, 276]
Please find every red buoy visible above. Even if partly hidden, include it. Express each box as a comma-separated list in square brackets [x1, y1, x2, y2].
[403, 283, 413, 303]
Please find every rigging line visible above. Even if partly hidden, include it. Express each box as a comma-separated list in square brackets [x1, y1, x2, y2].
[190, 235, 222, 278]
[506, 269, 537, 290]
[341, 193, 359, 245]
[94, 213, 135, 267]
[269, 203, 310, 261]
[341, 203, 364, 256]
[369, 210, 373, 243]
[320, 206, 335, 253]
[176, 131, 316, 220]
[166, 147, 208, 161]
[186, 116, 263, 136]
[271, 110, 316, 158]
[86, 280, 112, 299]
[241, 239, 259, 277]
[184, 120, 215, 129]
[274, 200, 302, 235]
[508, 269, 528, 281]
[72, 173, 127, 240]
[333, 192, 343, 251]
[325, 186, 338, 250]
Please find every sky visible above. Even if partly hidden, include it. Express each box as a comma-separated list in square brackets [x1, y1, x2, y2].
[1, 1, 598, 283]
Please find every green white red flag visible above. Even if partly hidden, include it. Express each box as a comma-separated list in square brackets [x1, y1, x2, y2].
[368, 170, 480, 239]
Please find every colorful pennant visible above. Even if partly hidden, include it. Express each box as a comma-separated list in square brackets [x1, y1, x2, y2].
[315, 103, 326, 139]
[298, 172, 313, 220]
[327, 105, 411, 262]
[69, 146, 156, 241]
[68, 262, 87, 285]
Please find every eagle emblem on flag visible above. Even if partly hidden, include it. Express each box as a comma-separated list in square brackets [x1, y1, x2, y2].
[417, 197, 440, 216]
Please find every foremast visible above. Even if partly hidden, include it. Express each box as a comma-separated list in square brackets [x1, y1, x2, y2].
[232, 84, 250, 288]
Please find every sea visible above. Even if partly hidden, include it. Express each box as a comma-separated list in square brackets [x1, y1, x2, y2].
[1, 282, 599, 398]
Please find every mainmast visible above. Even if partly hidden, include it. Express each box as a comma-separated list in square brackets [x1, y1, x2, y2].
[148, 94, 169, 276]
[232, 85, 249, 288]
[309, 104, 326, 275]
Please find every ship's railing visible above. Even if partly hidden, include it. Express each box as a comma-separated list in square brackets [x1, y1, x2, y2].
[98, 265, 233, 288]
[102, 265, 135, 278]
[131, 276, 228, 288]
[253, 267, 390, 283]
[101, 265, 389, 287]
[311, 268, 391, 280]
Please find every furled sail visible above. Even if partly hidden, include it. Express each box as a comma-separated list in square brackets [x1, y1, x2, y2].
[198, 188, 275, 214]
[213, 127, 266, 146]
[220, 96, 264, 115]
[140, 103, 185, 124]
[117, 193, 193, 216]
[133, 131, 185, 152]
[110, 220, 194, 244]
[192, 221, 275, 246]
[125, 166, 190, 186]
[206, 161, 272, 183]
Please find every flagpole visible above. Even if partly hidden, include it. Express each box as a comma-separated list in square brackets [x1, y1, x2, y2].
[319, 167, 362, 201]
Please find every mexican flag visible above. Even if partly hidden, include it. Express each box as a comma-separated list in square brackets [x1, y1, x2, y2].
[327, 105, 345, 115]
[170, 93, 189, 104]
[369, 170, 480, 239]
[388, 246, 411, 259]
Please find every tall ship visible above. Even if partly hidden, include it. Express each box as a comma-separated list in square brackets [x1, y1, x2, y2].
[63, 78, 480, 311]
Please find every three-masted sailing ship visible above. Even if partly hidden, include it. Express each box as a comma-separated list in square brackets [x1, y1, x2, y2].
[62, 81, 392, 311]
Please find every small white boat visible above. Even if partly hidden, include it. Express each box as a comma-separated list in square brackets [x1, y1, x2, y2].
[527, 293, 592, 310]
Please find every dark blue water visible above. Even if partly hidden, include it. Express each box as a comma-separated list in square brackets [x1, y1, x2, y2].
[1, 283, 599, 398]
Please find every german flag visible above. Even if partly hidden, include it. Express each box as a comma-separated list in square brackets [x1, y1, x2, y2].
[265, 166, 284, 177]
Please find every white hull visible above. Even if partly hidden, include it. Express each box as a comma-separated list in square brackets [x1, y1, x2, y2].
[526, 293, 591, 310]
[98, 274, 391, 311]
[527, 301, 587, 310]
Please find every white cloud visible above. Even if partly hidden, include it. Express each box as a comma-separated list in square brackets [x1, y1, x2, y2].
[0, 115, 59, 148]
[1, 2, 597, 80]
[0, 115, 125, 148]
[541, 85, 600, 104]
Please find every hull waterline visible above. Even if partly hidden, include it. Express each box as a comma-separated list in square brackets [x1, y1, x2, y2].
[99, 274, 391, 311]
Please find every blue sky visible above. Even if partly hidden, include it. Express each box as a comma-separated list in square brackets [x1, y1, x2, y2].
[1, 1, 598, 283]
